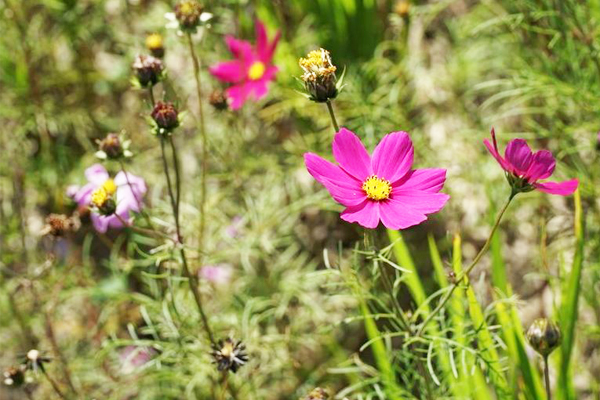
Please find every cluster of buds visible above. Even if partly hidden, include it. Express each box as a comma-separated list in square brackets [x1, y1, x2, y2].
[95, 133, 132, 160]
[151, 101, 180, 134]
[211, 338, 248, 373]
[174, 0, 204, 32]
[303, 387, 329, 400]
[208, 89, 229, 111]
[132, 55, 164, 88]
[90, 179, 117, 216]
[299, 48, 342, 103]
[41, 213, 80, 237]
[2, 366, 25, 388]
[526, 318, 562, 357]
[146, 33, 165, 58]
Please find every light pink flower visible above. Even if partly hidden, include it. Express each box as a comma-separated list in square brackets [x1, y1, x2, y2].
[484, 128, 578, 196]
[304, 128, 449, 230]
[119, 346, 155, 374]
[70, 164, 147, 233]
[209, 20, 280, 110]
[200, 264, 233, 285]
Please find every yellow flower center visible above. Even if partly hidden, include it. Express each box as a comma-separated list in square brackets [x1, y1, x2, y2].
[91, 179, 117, 208]
[248, 61, 266, 80]
[146, 33, 163, 50]
[299, 48, 337, 82]
[362, 175, 392, 201]
[221, 341, 234, 358]
[180, 2, 193, 14]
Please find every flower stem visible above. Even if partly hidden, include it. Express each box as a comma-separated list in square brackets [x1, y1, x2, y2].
[326, 100, 340, 133]
[159, 135, 215, 346]
[148, 86, 155, 107]
[41, 367, 67, 400]
[544, 355, 552, 400]
[186, 32, 209, 252]
[416, 193, 515, 336]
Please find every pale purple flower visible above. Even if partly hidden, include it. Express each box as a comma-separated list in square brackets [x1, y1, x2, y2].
[119, 346, 155, 374]
[200, 264, 233, 285]
[70, 164, 147, 233]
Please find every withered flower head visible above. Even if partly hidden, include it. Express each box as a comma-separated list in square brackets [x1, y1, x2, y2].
[146, 33, 165, 58]
[151, 101, 180, 133]
[526, 318, 562, 357]
[209, 89, 229, 111]
[211, 338, 248, 373]
[303, 387, 329, 400]
[3, 366, 25, 388]
[41, 213, 80, 237]
[90, 180, 117, 216]
[132, 55, 163, 87]
[299, 48, 339, 103]
[174, 1, 204, 32]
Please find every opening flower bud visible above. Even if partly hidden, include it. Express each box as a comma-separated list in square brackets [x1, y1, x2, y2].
[209, 89, 229, 111]
[151, 101, 180, 133]
[299, 48, 338, 103]
[526, 318, 562, 357]
[211, 338, 248, 373]
[145, 33, 165, 58]
[132, 55, 163, 87]
[174, 1, 204, 32]
[97, 133, 124, 159]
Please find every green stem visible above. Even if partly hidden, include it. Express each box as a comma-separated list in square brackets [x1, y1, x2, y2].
[148, 86, 155, 107]
[41, 367, 67, 400]
[544, 355, 551, 400]
[416, 193, 515, 336]
[186, 32, 209, 251]
[326, 100, 340, 133]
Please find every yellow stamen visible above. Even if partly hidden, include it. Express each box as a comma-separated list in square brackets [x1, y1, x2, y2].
[221, 341, 234, 358]
[248, 61, 266, 80]
[299, 48, 337, 82]
[91, 188, 109, 208]
[146, 33, 163, 50]
[362, 175, 392, 201]
[102, 179, 117, 195]
[180, 2, 193, 14]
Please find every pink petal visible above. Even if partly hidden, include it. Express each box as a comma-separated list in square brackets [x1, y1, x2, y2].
[484, 139, 510, 172]
[85, 164, 109, 185]
[524, 150, 555, 182]
[304, 153, 365, 206]
[371, 131, 413, 183]
[73, 183, 95, 207]
[534, 179, 578, 196]
[91, 214, 110, 233]
[209, 61, 246, 83]
[108, 211, 131, 229]
[332, 128, 372, 181]
[394, 168, 447, 193]
[226, 84, 251, 110]
[505, 139, 533, 175]
[340, 200, 380, 229]
[255, 20, 280, 62]
[379, 199, 427, 230]
[225, 36, 253, 60]
[247, 80, 270, 101]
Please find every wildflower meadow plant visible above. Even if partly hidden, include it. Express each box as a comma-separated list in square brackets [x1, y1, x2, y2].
[304, 128, 449, 229]
[209, 20, 280, 109]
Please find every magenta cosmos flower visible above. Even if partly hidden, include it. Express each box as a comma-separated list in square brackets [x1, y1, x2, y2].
[484, 129, 578, 196]
[70, 164, 147, 233]
[209, 20, 280, 110]
[304, 128, 449, 230]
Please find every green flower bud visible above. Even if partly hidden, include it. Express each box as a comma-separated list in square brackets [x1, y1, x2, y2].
[526, 318, 562, 357]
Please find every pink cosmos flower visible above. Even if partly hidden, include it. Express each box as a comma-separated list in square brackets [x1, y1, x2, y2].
[70, 164, 147, 233]
[209, 20, 280, 110]
[304, 128, 449, 230]
[484, 128, 578, 196]
[199, 264, 233, 285]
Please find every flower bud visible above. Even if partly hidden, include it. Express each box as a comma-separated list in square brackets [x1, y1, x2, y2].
[303, 387, 329, 400]
[526, 318, 562, 357]
[299, 48, 339, 103]
[174, 1, 204, 32]
[209, 89, 229, 111]
[151, 101, 180, 133]
[2, 366, 25, 388]
[97, 133, 123, 159]
[132, 55, 163, 87]
[145, 33, 165, 58]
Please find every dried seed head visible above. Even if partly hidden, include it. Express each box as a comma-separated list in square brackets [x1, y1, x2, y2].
[2, 366, 25, 388]
[299, 48, 338, 103]
[132, 55, 163, 87]
[41, 213, 80, 237]
[146, 33, 165, 58]
[211, 338, 248, 373]
[526, 318, 562, 357]
[209, 89, 229, 111]
[174, 1, 204, 32]
[151, 101, 180, 133]
[303, 387, 329, 400]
